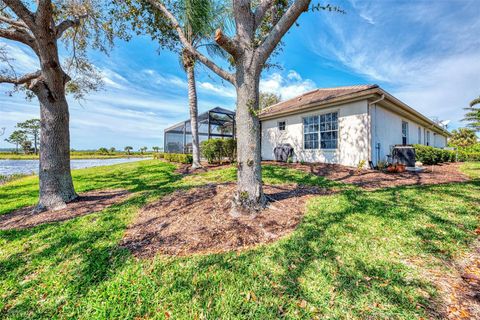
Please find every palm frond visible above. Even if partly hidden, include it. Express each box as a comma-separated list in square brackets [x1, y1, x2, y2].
[470, 96, 480, 107]
[203, 43, 229, 60]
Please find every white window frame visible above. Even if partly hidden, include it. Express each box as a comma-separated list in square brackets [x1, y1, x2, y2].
[402, 121, 409, 145]
[302, 111, 339, 151]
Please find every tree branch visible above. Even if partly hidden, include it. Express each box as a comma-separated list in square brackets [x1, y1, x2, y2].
[55, 16, 85, 39]
[0, 14, 28, 29]
[214, 29, 240, 57]
[145, 0, 235, 84]
[254, 0, 276, 29]
[255, 0, 311, 65]
[0, 70, 41, 85]
[0, 27, 38, 53]
[36, 0, 54, 30]
[2, 0, 35, 30]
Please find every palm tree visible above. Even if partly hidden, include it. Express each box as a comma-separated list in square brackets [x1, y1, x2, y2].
[179, 0, 229, 169]
[464, 96, 480, 132]
[152, 146, 160, 153]
[124, 146, 133, 155]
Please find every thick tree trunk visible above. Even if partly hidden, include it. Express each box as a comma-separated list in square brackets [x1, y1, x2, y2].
[232, 65, 266, 213]
[186, 64, 201, 169]
[31, 29, 77, 212]
[35, 90, 77, 211]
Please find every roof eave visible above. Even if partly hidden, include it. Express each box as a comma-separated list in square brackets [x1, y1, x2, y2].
[376, 89, 451, 137]
[258, 88, 379, 121]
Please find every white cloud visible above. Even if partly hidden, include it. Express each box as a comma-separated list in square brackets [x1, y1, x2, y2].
[140, 69, 187, 88]
[287, 70, 302, 81]
[310, 0, 480, 128]
[0, 41, 38, 74]
[198, 81, 236, 98]
[260, 70, 316, 100]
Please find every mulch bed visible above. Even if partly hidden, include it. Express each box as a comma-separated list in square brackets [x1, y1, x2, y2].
[427, 240, 480, 319]
[175, 161, 470, 189]
[0, 189, 131, 230]
[121, 183, 331, 257]
[268, 161, 470, 189]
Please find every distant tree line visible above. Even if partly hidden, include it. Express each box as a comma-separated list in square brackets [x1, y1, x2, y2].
[4, 119, 40, 154]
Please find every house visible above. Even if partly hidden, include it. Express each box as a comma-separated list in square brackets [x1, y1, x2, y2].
[164, 107, 235, 153]
[259, 84, 450, 167]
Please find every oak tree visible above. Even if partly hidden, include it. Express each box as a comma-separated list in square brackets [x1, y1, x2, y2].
[147, 0, 318, 212]
[0, 0, 122, 211]
[16, 118, 40, 154]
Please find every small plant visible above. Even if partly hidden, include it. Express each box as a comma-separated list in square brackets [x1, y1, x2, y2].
[386, 163, 406, 173]
[355, 159, 367, 174]
[287, 156, 293, 164]
[376, 161, 387, 171]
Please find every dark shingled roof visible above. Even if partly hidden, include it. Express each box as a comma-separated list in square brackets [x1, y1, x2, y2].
[259, 84, 379, 118]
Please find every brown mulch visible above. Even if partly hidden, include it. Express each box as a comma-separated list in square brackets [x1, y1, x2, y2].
[121, 183, 331, 257]
[268, 161, 470, 189]
[0, 189, 131, 230]
[428, 240, 480, 319]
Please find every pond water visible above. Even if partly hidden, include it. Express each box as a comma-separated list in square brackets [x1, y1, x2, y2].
[0, 158, 149, 176]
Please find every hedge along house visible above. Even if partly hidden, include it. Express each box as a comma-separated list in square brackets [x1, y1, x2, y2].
[164, 107, 235, 153]
[259, 85, 450, 167]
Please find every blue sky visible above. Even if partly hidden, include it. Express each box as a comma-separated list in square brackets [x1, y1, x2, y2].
[1, 0, 479, 150]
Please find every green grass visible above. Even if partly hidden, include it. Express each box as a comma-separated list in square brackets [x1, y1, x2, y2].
[460, 161, 480, 179]
[0, 160, 479, 319]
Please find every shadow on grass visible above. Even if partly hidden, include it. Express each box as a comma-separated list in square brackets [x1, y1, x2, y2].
[167, 182, 479, 318]
[1, 161, 479, 318]
[0, 162, 184, 316]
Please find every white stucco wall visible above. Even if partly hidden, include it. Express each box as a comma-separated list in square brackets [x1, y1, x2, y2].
[370, 105, 448, 164]
[261, 100, 370, 167]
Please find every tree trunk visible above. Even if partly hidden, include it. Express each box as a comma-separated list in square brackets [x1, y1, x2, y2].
[186, 64, 201, 169]
[232, 64, 266, 213]
[34, 89, 77, 211]
[34, 132, 38, 155]
[31, 32, 77, 211]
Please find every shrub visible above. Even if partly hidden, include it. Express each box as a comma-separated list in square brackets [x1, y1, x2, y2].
[222, 138, 237, 163]
[458, 151, 480, 162]
[413, 144, 456, 165]
[163, 153, 192, 164]
[201, 138, 237, 164]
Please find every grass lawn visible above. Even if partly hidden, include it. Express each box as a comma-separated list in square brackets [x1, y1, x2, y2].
[0, 160, 479, 319]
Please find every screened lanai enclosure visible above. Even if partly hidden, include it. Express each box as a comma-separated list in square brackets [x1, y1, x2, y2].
[164, 107, 236, 153]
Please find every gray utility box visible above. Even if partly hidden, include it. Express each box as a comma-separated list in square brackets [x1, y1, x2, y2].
[273, 144, 294, 162]
[392, 145, 416, 167]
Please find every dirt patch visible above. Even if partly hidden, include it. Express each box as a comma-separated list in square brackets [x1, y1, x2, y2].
[0, 189, 131, 230]
[174, 162, 231, 175]
[268, 162, 469, 189]
[121, 183, 330, 257]
[428, 240, 480, 319]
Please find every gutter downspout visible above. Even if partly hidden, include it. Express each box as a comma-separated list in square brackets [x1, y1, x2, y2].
[368, 94, 385, 165]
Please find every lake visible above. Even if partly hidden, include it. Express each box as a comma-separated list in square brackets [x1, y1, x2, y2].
[0, 158, 149, 176]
